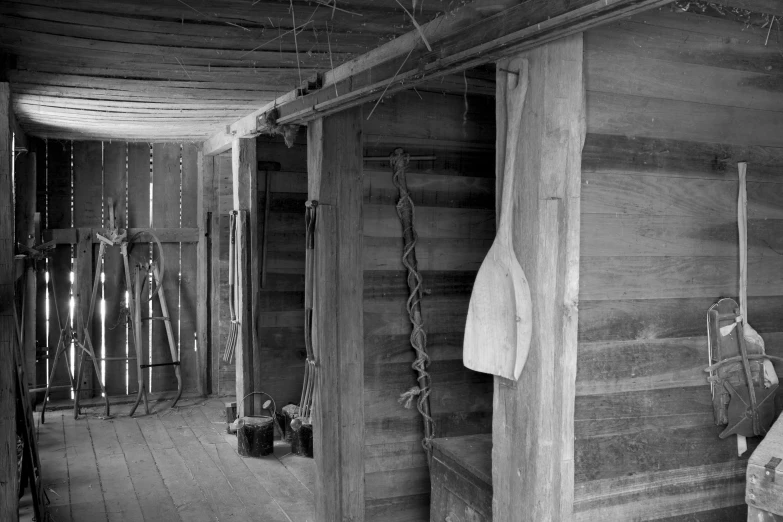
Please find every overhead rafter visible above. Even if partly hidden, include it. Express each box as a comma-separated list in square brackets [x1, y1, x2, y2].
[204, 0, 672, 155]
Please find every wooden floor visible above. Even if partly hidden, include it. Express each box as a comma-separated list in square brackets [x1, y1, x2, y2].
[30, 398, 315, 522]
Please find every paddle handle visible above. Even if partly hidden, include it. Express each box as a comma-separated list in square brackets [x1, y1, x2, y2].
[498, 58, 529, 244]
[738, 161, 747, 322]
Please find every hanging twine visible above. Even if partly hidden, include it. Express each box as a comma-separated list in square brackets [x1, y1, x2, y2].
[390, 148, 435, 457]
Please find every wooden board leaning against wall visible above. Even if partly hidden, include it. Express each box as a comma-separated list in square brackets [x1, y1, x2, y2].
[361, 77, 497, 521]
[32, 140, 201, 400]
[574, 4, 783, 521]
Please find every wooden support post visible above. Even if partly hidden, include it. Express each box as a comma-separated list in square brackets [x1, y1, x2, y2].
[180, 144, 199, 394]
[308, 107, 365, 522]
[492, 35, 585, 522]
[102, 143, 127, 397]
[74, 228, 94, 400]
[15, 151, 37, 386]
[210, 206, 222, 396]
[232, 138, 256, 417]
[197, 149, 215, 396]
[0, 82, 16, 520]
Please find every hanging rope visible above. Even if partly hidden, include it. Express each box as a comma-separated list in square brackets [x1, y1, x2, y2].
[390, 148, 435, 458]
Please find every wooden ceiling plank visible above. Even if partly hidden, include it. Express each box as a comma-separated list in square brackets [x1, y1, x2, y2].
[14, 58, 313, 83]
[13, 97, 262, 111]
[10, 71, 292, 93]
[718, 0, 783, 16]
[5, 0, 444, 24]
[0, 29, 352, 67]
[0, 12, 388, 54]
[627, 6, 781, 42]
[11, 84, 281, 102]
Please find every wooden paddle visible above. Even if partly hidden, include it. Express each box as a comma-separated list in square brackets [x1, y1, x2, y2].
[463, 57, 532, 380]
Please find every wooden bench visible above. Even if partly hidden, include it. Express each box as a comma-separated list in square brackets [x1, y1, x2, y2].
[430, 434, 492, 522]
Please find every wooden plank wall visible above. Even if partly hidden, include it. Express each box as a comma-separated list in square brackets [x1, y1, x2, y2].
[362, 87, 496, 521]
[211, 136, 307, 405]
[214, 152, 234, 395]
[39, 140, 200, 396]
[256, 133, 307, 407]
[0, 81, 16, 521]
[574, 5, 783, 521]
[46, 140, 73, 401]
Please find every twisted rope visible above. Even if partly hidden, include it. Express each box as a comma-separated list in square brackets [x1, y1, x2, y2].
[390, 148, 435, 456]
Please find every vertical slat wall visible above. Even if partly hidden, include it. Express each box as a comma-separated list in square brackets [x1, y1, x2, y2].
[180, 144, 199, 391]
[72, 141, 102, 397]
[151, 143, 180, 391]
[39, 140, 201, 396]
[256, 134, 307, 407]
[362, 87, 496, 521]
[47, 140, 72, 400]
[33, 138, 47, 394]
[574, 6, 783, 521]
[127, 143, 151, 394]
[103, 143, 127, 396]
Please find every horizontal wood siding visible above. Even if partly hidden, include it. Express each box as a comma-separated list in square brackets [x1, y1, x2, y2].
[255, 132, 307, 408]
[575, 5, 783, 521]
[362, 88, 495, 521]
[216, 153, 235, 396]
[211, 135, 308, 404]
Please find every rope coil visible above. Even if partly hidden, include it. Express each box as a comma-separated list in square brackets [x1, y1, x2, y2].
[390, 148, 435, 457]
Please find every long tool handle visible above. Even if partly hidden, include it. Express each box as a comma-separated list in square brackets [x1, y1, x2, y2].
[228, 213, 236, 321]
[497, 58, 529, 244]
[738, 162, 748, 321]
[262, 171, 272, 289]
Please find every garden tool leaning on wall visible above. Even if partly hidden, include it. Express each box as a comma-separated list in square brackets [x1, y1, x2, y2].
[706, 162, 780, 455]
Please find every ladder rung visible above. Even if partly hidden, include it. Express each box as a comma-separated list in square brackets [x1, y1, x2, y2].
[140, 361, 180, 369]
[29, 385, 71, 393]
[39, 356, 137, 362]
[142, 316, 171, 322]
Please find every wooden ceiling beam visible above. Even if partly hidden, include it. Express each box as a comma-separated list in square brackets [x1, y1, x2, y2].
[203, 0, 672, 155]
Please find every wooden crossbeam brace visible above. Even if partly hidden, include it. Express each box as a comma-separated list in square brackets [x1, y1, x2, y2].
[43, 227, 199, 245]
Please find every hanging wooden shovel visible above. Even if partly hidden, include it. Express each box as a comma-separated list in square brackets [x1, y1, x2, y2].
[463, 57, 532, 380]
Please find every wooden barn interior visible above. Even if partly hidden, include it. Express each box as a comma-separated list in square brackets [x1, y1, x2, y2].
[2, 0, 783, 521]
